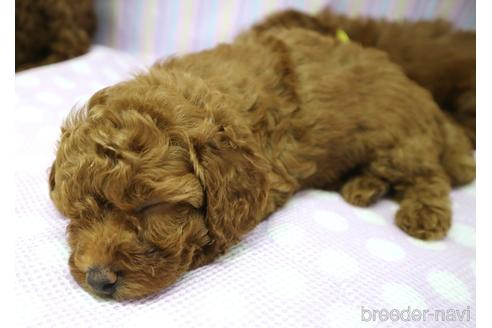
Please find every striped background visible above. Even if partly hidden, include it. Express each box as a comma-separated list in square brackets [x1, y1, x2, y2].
[93, 0, 476, 60]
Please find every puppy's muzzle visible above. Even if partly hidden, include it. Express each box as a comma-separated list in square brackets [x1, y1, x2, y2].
[86, 267, 118, 296]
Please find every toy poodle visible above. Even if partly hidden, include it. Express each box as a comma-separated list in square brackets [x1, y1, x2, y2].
[49, 10, 475, 300]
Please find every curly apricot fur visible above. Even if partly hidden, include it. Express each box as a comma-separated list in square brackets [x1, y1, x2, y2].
[50, 12, 475, 300]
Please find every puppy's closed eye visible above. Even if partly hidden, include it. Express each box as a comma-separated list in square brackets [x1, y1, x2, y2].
[135, 199, 196, 216]
[135, 200, 167, 215]
[135, 200, 189, 217]
[95, 195, 113, 210]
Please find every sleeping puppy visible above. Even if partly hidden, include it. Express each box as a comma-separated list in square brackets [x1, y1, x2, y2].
[49, 27, 475, 300]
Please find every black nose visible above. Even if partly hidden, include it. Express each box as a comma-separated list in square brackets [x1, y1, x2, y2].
[86, 267, 118, 295]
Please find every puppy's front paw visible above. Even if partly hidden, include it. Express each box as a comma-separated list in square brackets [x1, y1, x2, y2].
[341, 175, 388, 207]
[395, 201, 451, 240]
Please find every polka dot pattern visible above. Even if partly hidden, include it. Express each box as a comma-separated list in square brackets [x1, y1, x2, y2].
[69, 61, 93, 75]
[263, 266, 307, 299]
[53, 76, 76, 90]
[408, 237, 447, 251]
[16, 74, 41, 87]
[366, 238, 406, 261]
[326, 303, 373, 328]
[313, 209, 349, 232]
[427, 270, 472, 304]
[268, 222, 306, 249]
[14, 46, 475, 327]
[449, 223, 475, 248]
[315, 249, 360, 280]
[35, 91, 63, 105]
[353, 208, 387, 225]
[16, 105, 45, 124]
[382, 282, 427, 309]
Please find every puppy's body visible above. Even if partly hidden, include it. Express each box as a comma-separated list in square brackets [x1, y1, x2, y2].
[50, 28, 474, 299]
[250, 9, 476, 146]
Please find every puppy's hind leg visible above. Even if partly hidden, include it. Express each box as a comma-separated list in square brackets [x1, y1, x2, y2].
[340, 171, 389, 207]
[369, 140, 452, 240]
[440, 117, 475, 186]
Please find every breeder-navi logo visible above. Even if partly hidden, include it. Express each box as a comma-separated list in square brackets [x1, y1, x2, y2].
[361, 306, 471, 322]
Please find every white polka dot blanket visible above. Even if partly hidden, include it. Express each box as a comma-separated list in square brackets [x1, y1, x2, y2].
[15, 46, 476, 327]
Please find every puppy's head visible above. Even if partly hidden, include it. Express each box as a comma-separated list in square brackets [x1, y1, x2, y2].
[50, 76, 271, 300]
[49, 81, 214, 299]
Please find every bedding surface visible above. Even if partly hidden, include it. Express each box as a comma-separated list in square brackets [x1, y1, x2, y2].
[15, 46, 475, 327]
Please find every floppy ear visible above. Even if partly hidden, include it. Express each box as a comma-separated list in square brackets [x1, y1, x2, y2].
[188, 119, 273, 254]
